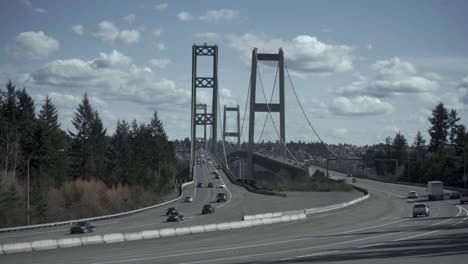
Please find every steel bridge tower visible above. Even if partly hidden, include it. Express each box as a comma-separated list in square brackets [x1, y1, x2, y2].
[190, 44, 219, 179]
[223, 105, 241, 148]
[247, 48, 285, 179]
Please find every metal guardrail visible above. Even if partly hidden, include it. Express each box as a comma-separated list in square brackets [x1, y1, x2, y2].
[0, 180, 194, 233]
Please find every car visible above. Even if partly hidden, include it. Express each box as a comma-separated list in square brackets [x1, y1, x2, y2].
[70, 221, 95, 234]
[167, 211, 184, 222]
[212, 170, 218, 174]
[197, 183, 204, 188]
[449, 191, 460, 199]
[202, 204, 215, 214]
[166, 207, 178, 215]
[216, 165, 222, 169]
[215, 174, 220, 179]
[408, 191, 418, 199]
[217, 193, 227, 202]
[218, 184, 226, 188]
[207, 182, 214, 188]
[460, 193, 468, 204]
[184, 196, 193, 202]
[413, 203, 430, 217]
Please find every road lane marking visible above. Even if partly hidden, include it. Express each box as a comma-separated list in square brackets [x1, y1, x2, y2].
[329, 218, 407, 236]
[357, 242, 385, 249]
[354, 184, 404, 198]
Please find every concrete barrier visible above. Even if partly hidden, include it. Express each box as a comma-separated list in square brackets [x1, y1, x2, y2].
[262, 218, 273, 225]
[31, 240, 58, 251]
[103, 233, 125, 243]
[189, 225, 205, 234]
[159, 228, 176, 237]
[81, 235, 104, 246]
[216, 222, 231, 231]
[240, 220, 253, 228]
[57, 237, 82, 248]
[252, 219, 264, 226]
[280, 215, 291, 223]
[290, 214, 299, 221]
[175, 227, 191, 236]
[124, 232, 143, 241]
[271, 217, 282, 224]
[204, 224, 218, 232]
[141, 230, 160, 239]
[2, 242, 33, 254]
[229, 221, 242, 229]
[298, 213, 307, 220]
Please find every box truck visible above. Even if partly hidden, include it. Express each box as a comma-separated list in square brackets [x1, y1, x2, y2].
[427, 181, 444, 200]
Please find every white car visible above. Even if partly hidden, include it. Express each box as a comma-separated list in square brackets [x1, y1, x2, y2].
[413, 203, 430, 217]
[408, 191, 418, 199]
[184, 196, 193, 203]
[218, 184, 226, 188]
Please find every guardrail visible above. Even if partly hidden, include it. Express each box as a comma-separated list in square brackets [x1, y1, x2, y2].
[0, 180, 194, 233]
[0, 212, 307, 255]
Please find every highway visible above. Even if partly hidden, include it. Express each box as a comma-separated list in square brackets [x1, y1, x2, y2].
[0, 152, 359, 245]
[2, 163, 467, 264]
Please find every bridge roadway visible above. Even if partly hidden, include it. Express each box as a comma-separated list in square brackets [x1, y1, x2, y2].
[2, 166, 467, 264]
[0, 152, 360, 245]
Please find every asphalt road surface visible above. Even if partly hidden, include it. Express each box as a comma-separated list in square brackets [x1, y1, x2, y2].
[2, 164, 467, 264]
[0, 152, 359, 244]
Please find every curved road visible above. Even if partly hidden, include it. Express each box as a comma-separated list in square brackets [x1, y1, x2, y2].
[0, 152, 359, 245]
[2, 166, 467, 263]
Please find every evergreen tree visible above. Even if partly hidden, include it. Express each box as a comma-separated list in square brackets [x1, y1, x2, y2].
[412, 131, 426, 152]
[428, 103, 449, 152]
[448, 109, 461, 145]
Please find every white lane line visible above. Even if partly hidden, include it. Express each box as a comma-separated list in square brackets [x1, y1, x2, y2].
[329, 218, 407, 236]
[358, 242, 385, 249]
[354, 184, 404, 198]
[91, 231, 404, 264]
[393, 206, 465, 242]
[293, 250, 340, 259]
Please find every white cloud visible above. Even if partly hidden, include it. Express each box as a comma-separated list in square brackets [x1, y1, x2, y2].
[337, 57, 439, 98]
[152, 29, 162, 37]
[177, 11, 194, 21]
[122, 13, 136, 25]
[155, 43, 166, 51]
[24, 0, 46, 13]
[149, 58, 172, 69]
[178, 9, 239, 22]
[72, 24, 84, 35]
[155, 3, 168, 10]
[14, 31, 60, 60]
[329, 96, 394, 116]
[367, 44, 373, 50]
[19, 50, 190, 107]
[194, 32, 220, 39]
[226, 33, 353, 75]
[199, 9, 239, 21]
[93, 21, 140, 45]
[459, 76, 468, 89]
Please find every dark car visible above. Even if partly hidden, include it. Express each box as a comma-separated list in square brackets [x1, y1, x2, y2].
[217, 193, 227, 202]
[166, 207, 178, 216]
[202, 204, 215, 214]
[215, 174, 220, 179]
[70, 221, 95, 234]
[207, 182, 214, 188]
[197, 183, 204, 188]
[450, 191, 460, 199]
[167, 211, 184, 222]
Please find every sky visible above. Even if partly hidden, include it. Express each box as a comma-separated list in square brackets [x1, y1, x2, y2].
[1, 0, 468, 146]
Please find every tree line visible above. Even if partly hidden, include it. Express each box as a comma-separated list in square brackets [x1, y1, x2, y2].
[0, 81, 176, 227]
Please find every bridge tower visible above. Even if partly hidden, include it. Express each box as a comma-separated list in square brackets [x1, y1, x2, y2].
[195, 104, 208, 149]
[190, 44, 219, 178]
[247, 48, 285, 179]
[223, 105, 241, 148]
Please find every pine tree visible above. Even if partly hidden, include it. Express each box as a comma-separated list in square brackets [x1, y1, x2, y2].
[448, 109, 461, 145]
[413, 131, 426, 152]
[428, 103, 450, 152]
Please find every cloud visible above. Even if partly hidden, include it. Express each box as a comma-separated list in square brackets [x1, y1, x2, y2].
[19, 50, 190, 107]
[459, 76, 468, 89]
[194, 32, 220, 39]
[155, 3, 168, 10]
[24, 0, 46, 13]
[336, 57, 439, 98]
[329, 96, 393, 116]
[329, 128, 349, 140]
[199, 8, 239, 21]
[72, 24, 85, 35]
[226, 33, 353, 75]
[155, 43, 166, 51]
[152, 29, 162, 37]
[149, 58, 172, 69]
[177, 9, 239, 22]
[93, 21, 140, 45]
[177, 11, 194, 21]
[122, 13, 136, 25]
[14, 31, 60, 60]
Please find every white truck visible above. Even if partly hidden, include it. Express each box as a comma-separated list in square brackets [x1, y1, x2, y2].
[427, 181, 444, 200]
